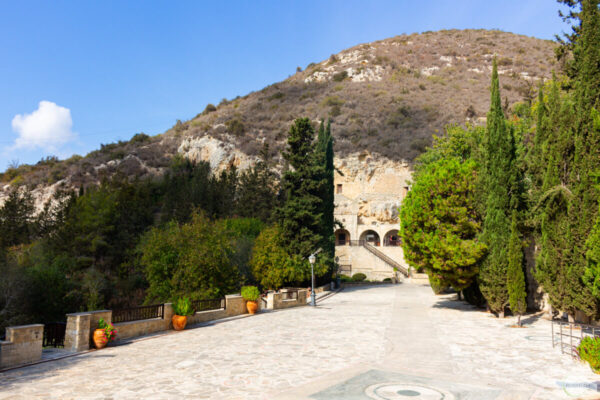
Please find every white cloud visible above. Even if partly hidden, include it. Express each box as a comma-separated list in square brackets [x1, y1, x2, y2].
[11, 101, 76, 151]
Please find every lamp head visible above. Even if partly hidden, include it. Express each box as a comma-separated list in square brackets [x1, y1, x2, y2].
[308, 254, 316, 264]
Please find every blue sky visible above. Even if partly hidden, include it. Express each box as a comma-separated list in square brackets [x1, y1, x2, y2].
[0, 1, 570, 171]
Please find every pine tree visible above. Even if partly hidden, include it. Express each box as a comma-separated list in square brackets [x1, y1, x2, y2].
[278, 118, 325, 258]
[507, 210, 527, 326]
[479, 59, 516, 317]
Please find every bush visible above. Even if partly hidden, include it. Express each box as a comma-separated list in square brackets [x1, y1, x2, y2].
[173, 297, 193, 316]
[352, 273, 367, 282]
[203, 103, 217, 114]
[578, 337, 600, 373]
[339, 274, 353, 282]
[130, 133, 150, 144]
[332, 71, 348, 82]
[226, 118, 245, 136]
[250, 225, 307, 290]
[383, 278, 392, 282]
[428, 274, 448, 295]
[139, 212, 239, 302]
[241, 286, 260, 301]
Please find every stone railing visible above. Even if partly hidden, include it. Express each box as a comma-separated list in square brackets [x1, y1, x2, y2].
[0, 324, 44, 369]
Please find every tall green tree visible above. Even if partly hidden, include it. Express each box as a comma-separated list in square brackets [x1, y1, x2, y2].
[400, 157, 486, 293]
[557, 0, 600, 316]
[0, 189, 35, 250]
[532, 79, 575, 313]
[235, 144, 279, 223]
[278, 118, 325, 258]
[507, 210, 527, 326]
[315, 120, 335, 271]
[479, 59, 521, 317]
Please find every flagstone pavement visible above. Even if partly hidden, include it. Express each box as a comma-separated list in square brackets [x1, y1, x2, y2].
[1, 283, 598, 399]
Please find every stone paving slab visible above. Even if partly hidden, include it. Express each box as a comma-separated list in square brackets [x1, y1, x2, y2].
[0, 284, 599, 399]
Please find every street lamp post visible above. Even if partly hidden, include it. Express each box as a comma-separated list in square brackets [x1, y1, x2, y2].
[309, 253, 316, 306]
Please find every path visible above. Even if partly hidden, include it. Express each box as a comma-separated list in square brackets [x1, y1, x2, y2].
[0, 284, 598, 399]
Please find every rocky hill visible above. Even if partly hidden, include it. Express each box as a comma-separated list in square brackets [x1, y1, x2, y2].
[1, 29, 556, 198]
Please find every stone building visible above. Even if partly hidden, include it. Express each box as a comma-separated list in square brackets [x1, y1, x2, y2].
[334, 152, 412, 281]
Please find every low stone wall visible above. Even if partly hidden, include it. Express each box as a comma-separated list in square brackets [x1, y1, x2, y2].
[0, 324, 44, 369]
[266, 289, 308, 309]
[64, 295, 254, 352]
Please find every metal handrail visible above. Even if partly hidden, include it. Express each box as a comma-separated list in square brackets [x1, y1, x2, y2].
[551, 320, 599, 358]
[362, 241, 409, 276]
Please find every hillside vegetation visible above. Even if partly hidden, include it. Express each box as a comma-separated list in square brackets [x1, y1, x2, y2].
[1, 29, 556, 189]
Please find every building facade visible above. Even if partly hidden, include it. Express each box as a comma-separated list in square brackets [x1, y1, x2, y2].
[333, 152, 412, 280]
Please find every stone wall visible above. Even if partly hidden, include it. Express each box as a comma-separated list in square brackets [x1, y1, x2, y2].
[0, 324, 44, 369]
[265, 289, 308, 310]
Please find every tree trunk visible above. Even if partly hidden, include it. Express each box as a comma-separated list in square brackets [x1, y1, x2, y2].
[457, 291, 462, 301]
[517, 314, 521, 327]
[499, 310, 505, 318]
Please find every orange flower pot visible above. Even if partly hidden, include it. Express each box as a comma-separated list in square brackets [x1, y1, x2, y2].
[246, 300, 258, 315]
[93, 329, 108, 349]
[172, 315, 188, 331]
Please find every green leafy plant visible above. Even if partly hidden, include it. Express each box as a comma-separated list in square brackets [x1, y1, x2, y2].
[383, 278, 392, 282]
[352, 273, 367, 282]
[173, 297, 193, 316]
[339, 274, 353, 282]
[98, 318, 117, 342]
[241, 286, 260, 301]
[577, 337, 600, 374]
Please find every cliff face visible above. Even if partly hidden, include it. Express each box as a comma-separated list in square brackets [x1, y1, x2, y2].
[334, 152, 411, 225]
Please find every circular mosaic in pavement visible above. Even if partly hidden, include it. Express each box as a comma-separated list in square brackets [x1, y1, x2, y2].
[365, 383, 455, 400]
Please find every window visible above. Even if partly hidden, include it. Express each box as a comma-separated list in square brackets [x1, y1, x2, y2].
[336, 184, 343, 194]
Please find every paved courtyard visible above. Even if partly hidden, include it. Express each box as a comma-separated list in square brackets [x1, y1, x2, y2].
[1, 283, 599, 399]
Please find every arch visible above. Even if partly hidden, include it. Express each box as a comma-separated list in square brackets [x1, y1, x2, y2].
[360, 230, 381, 246]
[335, 229, 351, 246]
[384, 229, 401, 246]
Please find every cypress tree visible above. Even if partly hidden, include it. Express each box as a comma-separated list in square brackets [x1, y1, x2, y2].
[564, 0, 600, 316]
[507, 210, 527, 326]
[479, 59, 515, 317]
[533, 79, 574, 313]
[315, 120, 335, 271]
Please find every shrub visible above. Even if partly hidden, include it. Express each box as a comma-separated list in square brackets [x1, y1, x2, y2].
[130, 133, 150, 144]
[250, 225, 307, 290]
[203, 103, 217, 114]
[352, 273, 367, 282]
[173, 297, 193, 316]
[578, 337, 600, 373]
[98, 318, 117, 342]
[226, 118, 245, 136]
[332, 71, 348, 82]
[241, 285, 260, 301]
[383, 278, 392, 282]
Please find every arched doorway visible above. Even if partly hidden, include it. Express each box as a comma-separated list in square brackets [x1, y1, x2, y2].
[384, 229, 401, 246]
[335, 229, 351, 246]
[360, 230, 381, 246]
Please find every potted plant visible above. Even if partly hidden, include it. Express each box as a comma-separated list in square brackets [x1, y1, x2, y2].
[577, 337, 600, 374]
[241, 286, 260, 315]
[172, 297, 193, 331]
[93, 318, 117, 349]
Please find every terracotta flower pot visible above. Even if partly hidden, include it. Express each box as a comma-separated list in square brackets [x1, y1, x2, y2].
[172, 314, 188, 331]
[246, 300, 258, 315]
[93, 329, 108, 349]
